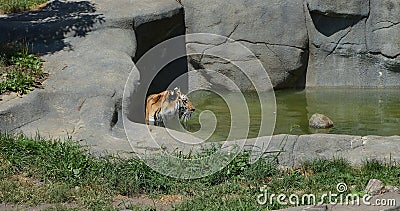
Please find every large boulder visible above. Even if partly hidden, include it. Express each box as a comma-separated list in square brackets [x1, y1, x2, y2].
[182, 0, 309, 89]
[0, 0, 186, 153]
[305, 0, 400, 87]
[309, 113, 334, 129]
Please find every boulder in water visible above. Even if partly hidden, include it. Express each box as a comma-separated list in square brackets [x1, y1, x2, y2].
[309, 113, 334, 129]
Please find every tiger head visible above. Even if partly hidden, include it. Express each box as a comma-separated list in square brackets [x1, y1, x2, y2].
[178, 92, 195, 122]
[160, 87, 181, 117]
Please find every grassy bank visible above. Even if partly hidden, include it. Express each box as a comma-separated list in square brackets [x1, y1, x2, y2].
[0, 0, 48, 14]
[0, 133, 399, 210]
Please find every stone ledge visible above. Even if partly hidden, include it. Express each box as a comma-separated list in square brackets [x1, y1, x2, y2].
[241, 134, 400, 167]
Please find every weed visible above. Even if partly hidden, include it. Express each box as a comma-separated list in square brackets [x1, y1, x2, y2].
[0, 42, 45, 95]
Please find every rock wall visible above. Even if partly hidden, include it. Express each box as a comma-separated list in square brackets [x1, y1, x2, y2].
[182, 0, 400, 89]
[306, 0, 400, 87]
[181, 0, 309, 89]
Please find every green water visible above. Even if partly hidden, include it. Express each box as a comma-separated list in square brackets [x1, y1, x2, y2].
[186, 88, 400, 141]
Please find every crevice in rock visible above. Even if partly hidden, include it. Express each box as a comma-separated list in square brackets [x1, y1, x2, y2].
[367, 52, 400, 72]
[226, 24, 239, 40]
[372, 21, 400, 32]
[198, 45, 214, 64]
[206, 19, 222, 28]
[196, 24, 240, 64]
[375, 20, 400, 26]
[264, 44, 285, 70]
[308, 4, 368, 19]
[328, 42, 364, 46]
[110, 101, 119, 129]
[275, 49, 309, 89]
[290, 135, 299, 167]
[303, 0, 310, 49]
[369, 51, 400, 60]
[364, 0, 370, 50]
[9, 116, 43, 132]
[311, 42, 320, 48]
[324, 26, 353, 61]
[310, 10, 362, 37]
[77, 98, 86, 112]
[188, 57, 204, 69]
[235, 39, 306, 50]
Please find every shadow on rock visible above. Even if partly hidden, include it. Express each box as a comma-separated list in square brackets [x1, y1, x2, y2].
[0, 0, 105, 54]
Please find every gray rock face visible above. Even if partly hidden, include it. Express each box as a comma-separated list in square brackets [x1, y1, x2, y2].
[367, 0, 400, 59]
[309, 113, 334, 129]
[305, 0, 400, 87]
[293, 135, 400, 166]
[184, 0, 400, 89]
[182, 0, 309, 89]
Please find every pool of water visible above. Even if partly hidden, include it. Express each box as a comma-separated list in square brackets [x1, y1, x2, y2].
[185, 88, 400, 141]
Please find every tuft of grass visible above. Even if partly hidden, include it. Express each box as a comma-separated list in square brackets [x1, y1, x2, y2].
[1, 133, 400, 210]
[0, 42, 45, 95]
[0, 0, 48, 14]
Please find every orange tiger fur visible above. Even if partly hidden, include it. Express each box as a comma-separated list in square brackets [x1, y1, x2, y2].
[145, 87, 195, 124]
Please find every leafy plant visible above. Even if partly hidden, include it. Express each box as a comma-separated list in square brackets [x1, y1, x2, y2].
[11, 51, 43, 75]
[0, 42, 45, 95]
[0, 70, 35, 94]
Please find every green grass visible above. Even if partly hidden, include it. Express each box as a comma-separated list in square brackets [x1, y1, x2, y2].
[0, 42, 45, 95]
[0, 133, 399, 210]
[0, 0, 48, 14]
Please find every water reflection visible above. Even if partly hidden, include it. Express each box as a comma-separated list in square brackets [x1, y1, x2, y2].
[186, 88, 400, 141]
[304, 88, 400, 136]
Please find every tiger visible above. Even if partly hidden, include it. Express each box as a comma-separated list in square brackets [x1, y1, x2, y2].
[145, 87, 195, 125]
